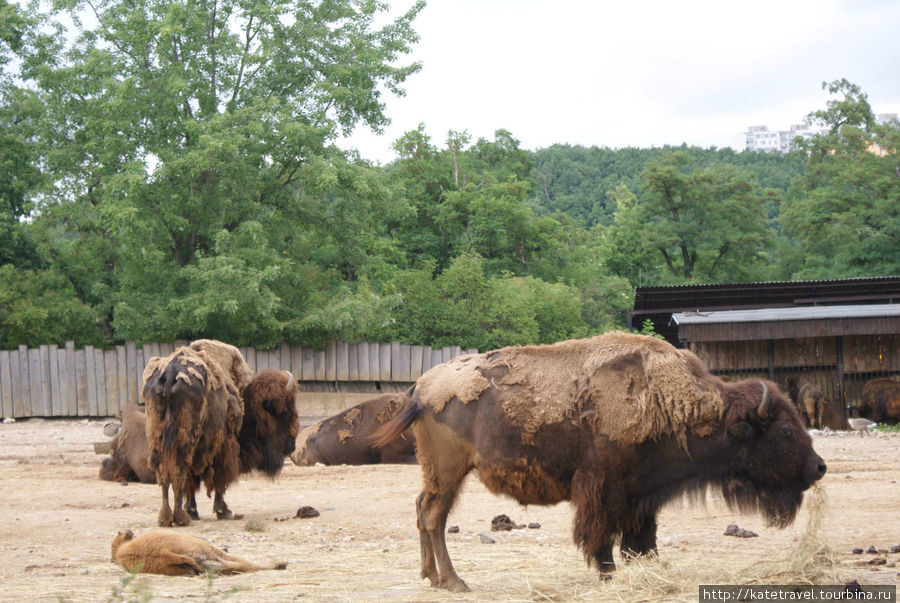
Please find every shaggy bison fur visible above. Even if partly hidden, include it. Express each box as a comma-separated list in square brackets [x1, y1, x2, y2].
[373, 332, 826, 592]
[99, 403, 155, 484]
[859, 378, 900, 424]
[785, 376, 829, 429]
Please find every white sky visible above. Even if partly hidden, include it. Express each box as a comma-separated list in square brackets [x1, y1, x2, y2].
[343, 0, 900, 163]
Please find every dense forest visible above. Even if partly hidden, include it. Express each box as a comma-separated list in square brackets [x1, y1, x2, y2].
[1, 0, 898, 351]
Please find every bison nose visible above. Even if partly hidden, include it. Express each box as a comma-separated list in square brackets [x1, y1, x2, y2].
[816, 460, 827, 479]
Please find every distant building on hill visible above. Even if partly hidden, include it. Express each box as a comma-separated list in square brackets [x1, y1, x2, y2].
[744, 113, 898, 154]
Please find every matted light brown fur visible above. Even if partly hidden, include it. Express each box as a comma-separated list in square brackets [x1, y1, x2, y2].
[416, 331, 725, 448]
[110, 530, 286, 576]
[189, 339, 254, 394]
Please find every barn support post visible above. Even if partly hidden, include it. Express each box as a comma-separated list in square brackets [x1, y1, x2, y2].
[835, 335, 847, 424]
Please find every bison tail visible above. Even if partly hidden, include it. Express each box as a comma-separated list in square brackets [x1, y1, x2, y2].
[370, 401, 421, 448]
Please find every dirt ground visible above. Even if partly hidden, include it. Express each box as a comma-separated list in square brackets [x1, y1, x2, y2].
[0, 418, 897, 602]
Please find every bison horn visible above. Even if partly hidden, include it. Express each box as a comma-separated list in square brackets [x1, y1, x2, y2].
[757, 381, 770, 420]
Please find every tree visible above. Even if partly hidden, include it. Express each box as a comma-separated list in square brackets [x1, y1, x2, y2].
[637, 152, 769, 283]
[781, 80, 900, 278]
[22, 0, 423, 345]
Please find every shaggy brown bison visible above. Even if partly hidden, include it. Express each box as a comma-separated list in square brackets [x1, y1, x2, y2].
[859, 378, 900, 424]
[291, 394, 416, 466]
[106, 369, 299, 514]
[143, 344, 245, 526]
[111, 530, 286, 575]
[785, 376, 829, 429]
[373, 332, 826, 592]
[139, 352, 298, 526]
[99, 403, 155, 484]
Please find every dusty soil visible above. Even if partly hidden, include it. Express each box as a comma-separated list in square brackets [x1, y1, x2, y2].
[0, 418, 897, 602]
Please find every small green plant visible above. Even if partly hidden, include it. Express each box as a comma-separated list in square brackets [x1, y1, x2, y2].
[107, 569, 152, 603]
[872, 422, 900, 433]
[634, 318, 664, 339]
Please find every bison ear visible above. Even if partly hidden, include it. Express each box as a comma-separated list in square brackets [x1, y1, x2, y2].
[728, 421, 755, 441]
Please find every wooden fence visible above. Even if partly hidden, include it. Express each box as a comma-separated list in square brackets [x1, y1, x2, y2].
[0, 341, 477, 420]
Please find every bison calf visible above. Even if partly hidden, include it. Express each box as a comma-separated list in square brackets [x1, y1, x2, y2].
[374, 332, 826, 592]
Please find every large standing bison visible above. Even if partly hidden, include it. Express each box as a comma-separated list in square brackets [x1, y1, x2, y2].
[859, 378, 900, 424]
[291, 394, 416, 466]
[108, 369, 299, 517]
[373, 332, 826, 592]
[142, 340, 298, 526]
[784, 375, 829, 429]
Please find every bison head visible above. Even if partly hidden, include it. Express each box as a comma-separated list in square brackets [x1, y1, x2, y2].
[718, 380, 826, 527]
[239, 370, 300, 476]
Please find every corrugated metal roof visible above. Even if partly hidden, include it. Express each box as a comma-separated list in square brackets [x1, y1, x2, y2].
[671, 304, 900, 325]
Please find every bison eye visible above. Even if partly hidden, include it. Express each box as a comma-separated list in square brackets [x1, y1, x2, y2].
[779, 423, 793, 437]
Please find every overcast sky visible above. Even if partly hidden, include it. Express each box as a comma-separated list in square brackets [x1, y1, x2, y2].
[343, 0, 900, 163]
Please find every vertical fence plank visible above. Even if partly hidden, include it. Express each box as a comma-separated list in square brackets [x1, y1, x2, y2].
[410, 345, 424, 380]
[302, 348, 315, 381]
[431, 348, 443, 371]
[356, 343, 369, 381]
[75, 348, 88, 416]
[125, 341, 137, 405]
[85, 346, 98, 416]
[65, 341, 77, 415]
[105, 349, 120, 416]
[0, 350, 12, 418]
[94, 348, 108, 416]
[368, 343, 379, 382]
[159, 341, 174, 357]
[336, 342, 349, 381]
[291, 345, 303, 379]
[48, 344, 61, 416]
[37, 345, 51, 416]
[325, 342, 336, 381]
[10, 349, 23, 417]
[348, 343, 359, 381]
[280, 343, 290, 372]
[379, 344, 392, 381]
[115, 345, 127, 415]
[314, 349, 326, 380]
[56, 345, 72, 416]
[17, 346, 30, 417]
[32, 347, 48, 417]
[392, 343, 412, 382]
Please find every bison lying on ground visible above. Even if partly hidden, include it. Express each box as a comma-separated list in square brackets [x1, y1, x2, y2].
[99, 403, 154, 484]
[111, 530, 286, 575]
[292, 394, 416, 466]
[859, 378, 900, 424]
[373, 332, 826, 592]
[785, 375, 829, 429]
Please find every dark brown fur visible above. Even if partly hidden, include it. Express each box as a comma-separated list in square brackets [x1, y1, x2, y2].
[373, 333, 826, 592]
[293, 394, 416, 466]
[859, 378, 900, 424]
[785, 376, 829, 429]
[143, 346, 244, 527]
[111, 530, 286, 575]
[106, 370, 299, 520]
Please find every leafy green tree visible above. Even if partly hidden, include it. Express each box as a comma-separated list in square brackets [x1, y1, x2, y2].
[637, 152, 769, 283]
[22, 0, 422, 345]
[781, 79, 900, 278]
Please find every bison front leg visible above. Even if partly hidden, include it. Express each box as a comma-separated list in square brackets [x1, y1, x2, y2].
[419, 488, 469, 592]
[620, 514, 658, 560]
[171, 474, 192, 526]
[157, 480, 174, 527]
[572, 467, 616, 576]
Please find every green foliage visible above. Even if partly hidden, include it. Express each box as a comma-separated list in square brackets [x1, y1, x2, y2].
[372, 254, 588, 351]
[781, 79, 900, 278]
[0, 265, 105, 349]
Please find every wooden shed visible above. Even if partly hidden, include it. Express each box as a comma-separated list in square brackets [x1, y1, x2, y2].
[628, 277, 900, 429]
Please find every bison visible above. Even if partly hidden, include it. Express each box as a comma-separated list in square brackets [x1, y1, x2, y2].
[291, 394, 416, 466]
[373, 332, 826, 592]
[99, 403, 155, 484]
[784, 376, 829, 429]
[143, 345, 245, 526]
[111, 530, 286, 575]
[128, 362, 298, 524]
[859, 378, 900, 424]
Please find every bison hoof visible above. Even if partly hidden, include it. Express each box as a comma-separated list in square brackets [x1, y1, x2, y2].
[187, 508, 200, 521]
[157, 510, 173, 527]
[441, 578, 469, 593]
[216, 509, 234, 520]
[173, 509, 192, 526]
